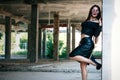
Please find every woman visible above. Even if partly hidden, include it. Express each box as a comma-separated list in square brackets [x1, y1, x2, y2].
[69, 5, 102, 80]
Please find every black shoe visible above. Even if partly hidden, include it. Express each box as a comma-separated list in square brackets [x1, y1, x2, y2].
[96, 63, 102, 70]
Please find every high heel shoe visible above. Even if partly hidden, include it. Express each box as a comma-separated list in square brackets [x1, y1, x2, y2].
[96, 63, 102, 70]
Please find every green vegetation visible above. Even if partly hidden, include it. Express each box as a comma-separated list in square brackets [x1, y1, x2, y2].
[11, 32, 16, 43]
[46, 32, 67, 59]
[19, 33, 28, 49]
[0, 43, 3, 54]
[92, 51, 102, 58]
[0, 31, 102, 59]
[46, 32, 53, 58]
[10, 32, 27, 55]
[59, 47, 67, 58]
[0, 32, 3, 54]
[12, 50, 27, 55]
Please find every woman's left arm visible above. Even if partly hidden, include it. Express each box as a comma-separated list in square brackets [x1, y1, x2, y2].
[94, 36, 99, 44]
[99, 17, 102, 26]
[95, 17, 102, 44]
[93, 18, 102, 45]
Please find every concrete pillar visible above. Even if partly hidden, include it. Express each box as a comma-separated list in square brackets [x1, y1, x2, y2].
[28, 4, 39, 63]
[42, 28, 46, 58]
[72, 25, 75, 50]
[53, 12, 59, 60]
[5, 16, 11, 60]
[27, 24, 30, 59]
[67, 19, 71, 58]
[103, 0, 120, 80]
[38, 27, 42, 59]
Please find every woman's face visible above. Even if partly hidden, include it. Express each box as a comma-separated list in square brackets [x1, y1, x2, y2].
[91, 6, 99, 18]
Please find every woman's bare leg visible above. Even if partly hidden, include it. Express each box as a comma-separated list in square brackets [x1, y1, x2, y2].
[80, 62, 87, 80]
[70, 55, 96, 66]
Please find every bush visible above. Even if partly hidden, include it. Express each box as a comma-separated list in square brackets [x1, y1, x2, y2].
[46, 32, 67, 59]
[46, 33, 53, 58]
[12, 50, 27, 55]
[59, 47, 67, 58]
[0, 32, 3, 54]
[19, 34, 28, 49]
[19, 43, 27, 49]
[92, 51, 102, 58]
[46, 39, 53, 58]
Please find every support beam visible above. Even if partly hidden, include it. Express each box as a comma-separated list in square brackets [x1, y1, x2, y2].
[5, 16, 11, 60]
[0, 9, 30, 24]
[72, 25, 75, 50]
[42, 28, 46, 58]
[41, 24, 68, 28]
[38, 27, 42, 59]
[66, 19, 71, 58]
[28, 4, 39, 63]
[53, 12, 59, 60]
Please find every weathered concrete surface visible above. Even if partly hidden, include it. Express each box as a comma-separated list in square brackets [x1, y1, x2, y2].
[0, 59, 101, 80]
[0, 72, 101, 80]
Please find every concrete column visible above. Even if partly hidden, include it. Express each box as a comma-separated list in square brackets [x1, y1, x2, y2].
[42, 28, 46, 58]
[103, 0, 120, 80]
[27, 24, 30, 59]
[72, 25, 75, 50]
[5, 16, 11, 60]
[53, 12, 59, 60]
[38, 27, 42, 59]
[67, 19, 71, 58]
[28, 4, 39, 63]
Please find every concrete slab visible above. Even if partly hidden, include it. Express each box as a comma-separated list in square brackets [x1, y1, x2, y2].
[0, 59, 101, 80]
[0, 72, 101, 80]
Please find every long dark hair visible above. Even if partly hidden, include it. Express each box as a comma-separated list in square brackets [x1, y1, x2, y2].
[85, 5, 101, 21]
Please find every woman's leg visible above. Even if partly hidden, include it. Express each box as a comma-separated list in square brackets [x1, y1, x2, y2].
[90, 55, 102, 70]
[80, 62, 87, 80]
[90, 55, 99, 64]
[70, 55, 96, 66]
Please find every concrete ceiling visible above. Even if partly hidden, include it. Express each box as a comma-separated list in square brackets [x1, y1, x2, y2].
[0, 0, 102, 31]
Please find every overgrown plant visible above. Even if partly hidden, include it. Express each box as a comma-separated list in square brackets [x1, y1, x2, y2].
[19, 33, 28, 49]
[46, 32, 67, 58]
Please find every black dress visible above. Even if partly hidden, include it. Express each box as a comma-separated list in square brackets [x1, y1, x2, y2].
[69, 21, 102, 58]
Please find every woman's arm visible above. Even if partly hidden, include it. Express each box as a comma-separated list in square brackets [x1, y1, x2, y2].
[99, 17, 102, 26]
[94, 18, 102, 44]
[94, 37, 99, 44]
[92, 36, 99, 45]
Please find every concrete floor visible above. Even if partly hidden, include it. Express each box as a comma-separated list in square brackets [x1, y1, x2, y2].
[0, 60, 101, 80]
[0, 72, 101, 80]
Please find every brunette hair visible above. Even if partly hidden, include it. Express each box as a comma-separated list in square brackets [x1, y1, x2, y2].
[85, 5, 101, 21]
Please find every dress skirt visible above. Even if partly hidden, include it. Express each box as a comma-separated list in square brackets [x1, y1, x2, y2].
[69, 37, 94, 58]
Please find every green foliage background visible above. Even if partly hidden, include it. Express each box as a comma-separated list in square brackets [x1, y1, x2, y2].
[46, 32, 67, 58]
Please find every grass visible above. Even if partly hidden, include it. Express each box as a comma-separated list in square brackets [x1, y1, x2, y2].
[12, 50, 27, 55]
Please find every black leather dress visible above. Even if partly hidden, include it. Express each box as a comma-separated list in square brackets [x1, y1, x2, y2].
[69, 21, 102, 58]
